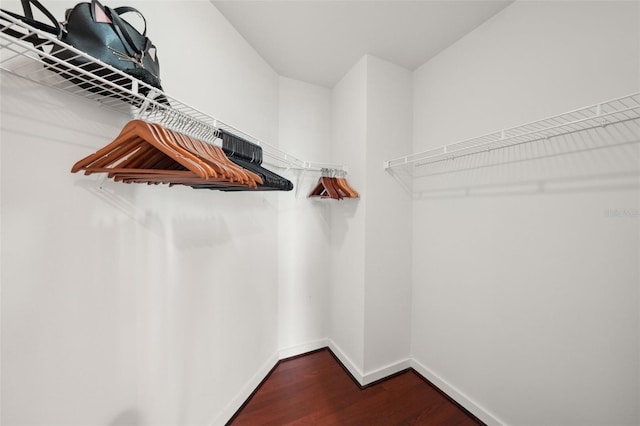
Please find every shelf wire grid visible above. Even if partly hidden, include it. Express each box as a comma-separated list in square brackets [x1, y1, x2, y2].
[385, 93, 640, 171]
[0, 10, 344, 173]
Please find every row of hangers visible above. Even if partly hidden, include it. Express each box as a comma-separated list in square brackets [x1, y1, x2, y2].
[219, 131, 293, 191]
[308, 168, 359, 200]
[71, 119, 293, 191]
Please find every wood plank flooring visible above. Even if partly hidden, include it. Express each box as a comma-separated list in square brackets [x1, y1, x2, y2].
[228, 349, 483, 425]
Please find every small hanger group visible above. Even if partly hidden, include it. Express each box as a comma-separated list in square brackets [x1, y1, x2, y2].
[71, 119, 293, 191]
[308, 168, 359, 200]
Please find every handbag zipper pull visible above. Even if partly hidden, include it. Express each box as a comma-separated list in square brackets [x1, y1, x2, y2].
[107, 46, 140, 64]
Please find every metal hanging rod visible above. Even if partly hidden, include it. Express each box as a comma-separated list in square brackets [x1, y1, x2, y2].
[384, 92, 640, 170]
[0, 10, 344, 173]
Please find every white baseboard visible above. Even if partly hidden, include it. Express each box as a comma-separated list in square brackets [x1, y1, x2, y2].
[279, 338, 329, 359]
[326, 339, 412, 386]
[362, 358, 412, 386]
[211, 351, 279, 426]
[410, 358, 505, 426]
[326, 339, 365, 384]
[213, 345, 503, 426]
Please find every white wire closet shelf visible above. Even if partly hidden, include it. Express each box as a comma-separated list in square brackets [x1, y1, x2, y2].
[384, 92, 640, 171]
[0, 10, 344, 173]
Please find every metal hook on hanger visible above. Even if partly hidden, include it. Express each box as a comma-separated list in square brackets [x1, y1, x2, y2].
[184, 118, 199, 139]
[193, 122, 205, 141]
[176, 112, 187, 132]
[204, 123, 216, 143]
[162, 108, 177, 129]
[144, 103, 158, 123]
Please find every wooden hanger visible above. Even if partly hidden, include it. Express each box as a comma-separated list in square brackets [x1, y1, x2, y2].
[71, 120, 256, 189]
[335, 171, 359, 198]
[308, 169, 359, 200]
[179, 132, 255, 187]
[72, 120, 209, 179]
[149, 123, 264, 189]
[145, 121, 219, 179]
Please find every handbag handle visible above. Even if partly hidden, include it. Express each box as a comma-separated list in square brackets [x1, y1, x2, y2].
[113, 6, 147, 37]
[93, 0, 148, 58]
[90, 0, 147, 57]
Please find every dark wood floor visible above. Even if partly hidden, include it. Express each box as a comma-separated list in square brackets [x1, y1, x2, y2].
[229, 349, 482, 425]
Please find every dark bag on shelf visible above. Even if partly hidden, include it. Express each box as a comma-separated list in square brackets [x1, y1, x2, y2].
[1, 0, 164, 99]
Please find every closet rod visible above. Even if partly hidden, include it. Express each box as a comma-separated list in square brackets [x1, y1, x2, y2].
[384, 92, 640, 170]
[0, 10, 345, 174]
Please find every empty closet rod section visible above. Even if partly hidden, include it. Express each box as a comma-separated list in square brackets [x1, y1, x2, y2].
[0, 10, 345, 173]
[384, 92, 640, 170]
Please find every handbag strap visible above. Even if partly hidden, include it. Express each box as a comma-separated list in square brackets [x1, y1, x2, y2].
[0, 0, 61, 51]
[1, 0, 61, 36]
[20, 0, 60, 34]
[91, 0, 147, 58]
[113, 6, 147, 37]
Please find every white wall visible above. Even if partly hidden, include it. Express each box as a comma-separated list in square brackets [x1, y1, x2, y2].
[327, 55, 414, 384]
[1, 2, 280, 425]
[363, 56, 413, 378]
[143, 1, 278, 143]
[329, 57, 368, 374]
[3, 1, 638, 425]
[411, 1, 639, 425]
[277, 77, 332, 356]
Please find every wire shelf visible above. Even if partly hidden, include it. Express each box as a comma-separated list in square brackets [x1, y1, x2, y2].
[384, 92, 640, 171]
[0, 10, 344, 172]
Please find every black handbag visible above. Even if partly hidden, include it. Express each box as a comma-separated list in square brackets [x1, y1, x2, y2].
[1, 0, 164, 100]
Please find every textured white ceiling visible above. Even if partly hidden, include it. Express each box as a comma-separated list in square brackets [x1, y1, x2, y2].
[211, 0, 513, 88]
